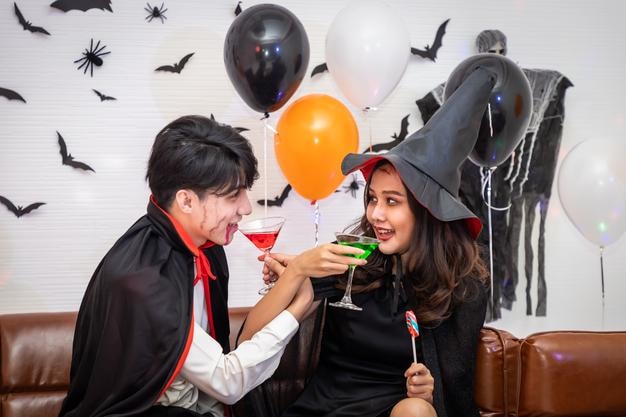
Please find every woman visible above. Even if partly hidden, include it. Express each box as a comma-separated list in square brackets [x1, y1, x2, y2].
[260, 67, 496, 417]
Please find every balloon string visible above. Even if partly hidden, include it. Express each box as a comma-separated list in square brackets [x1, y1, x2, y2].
[363, 107, 377, 153]
[368, 113, 372, 153]
[263, 118, 269, 217]
[487, 102, 493, 137]
[487, 169, 495, 319]
[261, 121, 278, 217]
[313, 201, 320, 247]
[480, 167, 511, 211]
[264, 121, 278, 134]
[600, 246, 605, 329]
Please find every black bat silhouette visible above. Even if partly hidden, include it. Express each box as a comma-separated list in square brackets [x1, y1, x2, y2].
[410, 18, 450, 62]
[234, 1, 242, 16]
[14, 3, 50, 35]
[257, 184, 292, 207]
[0, 87, 26, 103]
[310, 62, 328, 77]
[92, 89, 116, 101]
[364, 114, 410, 153]
[0, 196, 46, 218]
[155, 52, 194, 73]
[50, 0, 112, 12]
[57, 131, 95, 172]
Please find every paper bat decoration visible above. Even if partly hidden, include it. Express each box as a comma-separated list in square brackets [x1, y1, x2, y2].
[364, 114, 410, 153]
[57, 131, 95, 172]
[310, 63, 328, 78]
[14, 3, 50, 35]
[257, 185, 292, 207]
[410, 18, 450, 62]
[234, 1, 242, 16]
[0, 87, 26, 103]
[0, 196, 46, 218]
[92, 89, 116, 101]
[50, 0, 112, 12]
[155, 52, 194, 73]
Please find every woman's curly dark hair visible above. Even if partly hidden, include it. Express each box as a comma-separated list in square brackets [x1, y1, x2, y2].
[344, 162, 488, 325]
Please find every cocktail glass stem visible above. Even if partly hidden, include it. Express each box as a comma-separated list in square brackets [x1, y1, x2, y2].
[340, 265, 357, 303]
[258, 250, 274, 295]
[329, 264, 362, 311]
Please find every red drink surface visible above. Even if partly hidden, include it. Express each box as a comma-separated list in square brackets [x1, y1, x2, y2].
[243, 231, 279, 252]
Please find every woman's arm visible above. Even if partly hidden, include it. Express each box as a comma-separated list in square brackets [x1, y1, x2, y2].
[238, 243, 365, 342]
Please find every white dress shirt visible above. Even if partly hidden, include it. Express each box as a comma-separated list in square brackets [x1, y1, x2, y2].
[157, 284, 298, 416]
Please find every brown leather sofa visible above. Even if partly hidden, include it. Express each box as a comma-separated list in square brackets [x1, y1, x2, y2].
[2, 309, 625, 417]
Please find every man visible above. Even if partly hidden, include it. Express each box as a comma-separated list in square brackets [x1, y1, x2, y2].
[58, 115, 360, 417]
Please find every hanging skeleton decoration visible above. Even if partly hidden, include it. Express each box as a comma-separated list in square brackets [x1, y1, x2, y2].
[416, 30, 573, 321]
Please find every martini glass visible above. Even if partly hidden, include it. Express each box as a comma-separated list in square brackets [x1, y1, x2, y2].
[239, 216, 286, 295]
[328, 233, 380, 311]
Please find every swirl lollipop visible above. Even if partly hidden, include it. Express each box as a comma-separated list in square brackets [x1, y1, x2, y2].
[405, 310, 420, 363]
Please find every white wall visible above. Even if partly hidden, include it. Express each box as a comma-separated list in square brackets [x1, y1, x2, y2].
[1, 0, 625, 337]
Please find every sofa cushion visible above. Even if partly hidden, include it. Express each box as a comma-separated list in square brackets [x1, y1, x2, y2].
[518, 331, 626, 416]
[1, 391, 68, 417]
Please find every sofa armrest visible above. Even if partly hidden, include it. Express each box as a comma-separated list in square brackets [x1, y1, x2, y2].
[1, 312, 76, 391]
[475, 327, 521, 417]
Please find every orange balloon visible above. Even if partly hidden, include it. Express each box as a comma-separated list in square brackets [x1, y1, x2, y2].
[275, 94, 359, 201]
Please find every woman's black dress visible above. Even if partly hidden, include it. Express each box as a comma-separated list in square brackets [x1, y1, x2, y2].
[283, 278, 421, 417]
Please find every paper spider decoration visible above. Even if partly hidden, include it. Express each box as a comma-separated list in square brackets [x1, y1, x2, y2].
[74, 38, 110, 77]
[145, 2, 167, 23]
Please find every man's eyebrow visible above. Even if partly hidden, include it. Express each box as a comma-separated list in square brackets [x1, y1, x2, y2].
[221, 187, 240, 197]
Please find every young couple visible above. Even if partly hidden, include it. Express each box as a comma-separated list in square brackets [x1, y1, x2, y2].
[60, 67, 495, 417]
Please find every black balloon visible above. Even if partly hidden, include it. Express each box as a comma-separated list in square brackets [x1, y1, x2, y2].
[444, 54, 532, 168]
[224, 4, 310, 114]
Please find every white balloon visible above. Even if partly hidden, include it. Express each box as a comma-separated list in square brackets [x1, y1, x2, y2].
[558, 139, 626, 247]
[325, 0, 410, 109]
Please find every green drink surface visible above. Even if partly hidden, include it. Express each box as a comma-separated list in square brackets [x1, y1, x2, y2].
[339, 241, 379, 260]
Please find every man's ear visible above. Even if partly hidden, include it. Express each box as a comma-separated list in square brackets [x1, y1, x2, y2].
[174, 189, 195, 214]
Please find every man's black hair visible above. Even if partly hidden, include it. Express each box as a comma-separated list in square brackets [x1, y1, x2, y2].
[147, 115, 259, 208]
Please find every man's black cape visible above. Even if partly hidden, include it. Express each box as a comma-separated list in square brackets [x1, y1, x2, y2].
[58, 201, 230, 417]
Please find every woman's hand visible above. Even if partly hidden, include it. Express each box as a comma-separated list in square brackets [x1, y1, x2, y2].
[239, 243, 365, 342]
[404, 362, 434, 404]
[274, 243, 366, 280]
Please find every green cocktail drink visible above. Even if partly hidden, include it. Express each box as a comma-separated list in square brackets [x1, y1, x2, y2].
[331, 233, 380, 311]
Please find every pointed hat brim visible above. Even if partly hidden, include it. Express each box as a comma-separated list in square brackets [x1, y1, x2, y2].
[341, 67, 499, 240]
[341, 154, 482, 239]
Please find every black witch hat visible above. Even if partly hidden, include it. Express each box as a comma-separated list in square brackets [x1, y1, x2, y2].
[342, 67, 496, 239]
